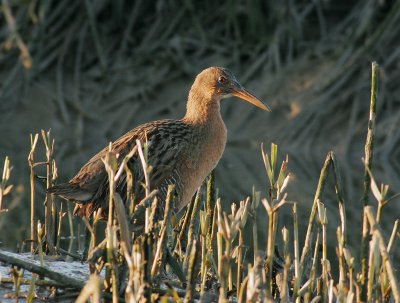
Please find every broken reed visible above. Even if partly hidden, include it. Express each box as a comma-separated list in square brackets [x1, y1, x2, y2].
[1, 62, 399, 302]
[0, 156, 12, 213]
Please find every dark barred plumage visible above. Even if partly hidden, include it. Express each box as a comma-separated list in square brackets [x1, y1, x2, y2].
[47, 67, 270, 221]
[48, 119, 192, 218]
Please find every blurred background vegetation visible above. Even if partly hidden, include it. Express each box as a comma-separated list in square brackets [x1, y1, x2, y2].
[0, 0, 399, 264]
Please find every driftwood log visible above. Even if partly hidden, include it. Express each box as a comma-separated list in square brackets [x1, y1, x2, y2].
[0, 249, 90, 289]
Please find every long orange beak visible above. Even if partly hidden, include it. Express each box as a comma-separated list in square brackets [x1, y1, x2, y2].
[231, 86, 271, 112]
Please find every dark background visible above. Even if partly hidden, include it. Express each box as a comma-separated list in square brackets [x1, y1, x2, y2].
[0, 0, 399, 266]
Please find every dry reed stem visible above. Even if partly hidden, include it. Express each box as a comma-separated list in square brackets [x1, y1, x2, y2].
[280, 255, 291, 303]
[151, 184, 174, 277]
[329, 152, 347, 243]
[114, 192, 132, 254]
[364, 206, 400, 302]
[37, 220, 44, 266]
[292, 203, 300, 303]
[366, 236, 379, 302]
[0, 156, 12, 213]
[387, 219, 399, 254]
[102, 145, 119, 302]
[199, 209, 208, 293]
[307, 231, 320, 300]
[300, 152, 331, 276]
[184, 239, 199, 303]
[264, 198, 277, 293]
[75, 274, 101, 303]
[28, 133, 39, 253]
[317, 200, 328, 303]
[336, 227, 345, 295]
[136, 139, 151, 234]
[56, 203, 65, 250]
[251, 190, 261, 265]
[200, 171, 216, 292]
[174, 195, 194, 254]
[183, 188, 202, 275]
[42, 129, 56, 254]
[216, 200, 226, 302]
[360, 62, 379, 300]
[236, 198, 250, 299]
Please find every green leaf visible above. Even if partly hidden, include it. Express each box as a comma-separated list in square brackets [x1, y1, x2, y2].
[3, 184, 13, 196]
[251, 187, 260, 210]
[30, 133, 39, 151]
[271, 143, 278, 181]
[380, 184, 389, 200]
[370, 175, 382, 202]
[277, 155, 288, 189]
[262, 146, 273, 187]
[199, 210, 207, 234]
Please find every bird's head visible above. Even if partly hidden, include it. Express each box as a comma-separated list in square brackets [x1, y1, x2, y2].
[191, 67, 271, 112]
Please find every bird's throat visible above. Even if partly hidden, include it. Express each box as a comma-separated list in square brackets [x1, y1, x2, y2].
[183, 94, 223, 126]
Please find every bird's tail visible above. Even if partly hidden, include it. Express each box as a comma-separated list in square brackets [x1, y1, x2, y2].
[47, 183, 93, 202]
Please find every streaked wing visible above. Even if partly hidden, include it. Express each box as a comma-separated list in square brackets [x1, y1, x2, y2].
[53, 119, 193, 217]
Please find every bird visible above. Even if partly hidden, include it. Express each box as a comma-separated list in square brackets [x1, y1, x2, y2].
[47, 67, 270, 220]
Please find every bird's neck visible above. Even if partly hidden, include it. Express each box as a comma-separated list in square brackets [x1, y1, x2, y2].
[183, 91, 222, 125]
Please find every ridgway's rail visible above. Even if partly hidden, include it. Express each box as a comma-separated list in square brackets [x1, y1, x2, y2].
[47, 67, 270, 219]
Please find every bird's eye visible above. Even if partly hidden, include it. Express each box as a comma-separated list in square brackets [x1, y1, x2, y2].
[218, 76, 226, 83]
